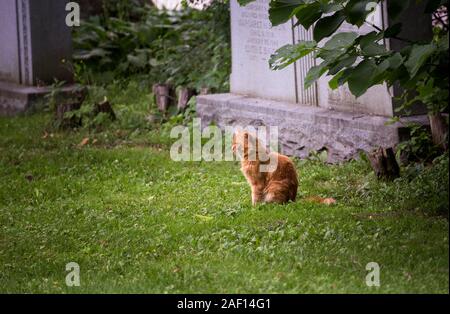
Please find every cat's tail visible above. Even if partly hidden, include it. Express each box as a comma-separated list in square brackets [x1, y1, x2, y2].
[304, 196, 336, 205]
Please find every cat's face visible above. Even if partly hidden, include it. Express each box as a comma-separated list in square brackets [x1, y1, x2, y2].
[232, 131, 250, 155]
[232, 130, 262, 160]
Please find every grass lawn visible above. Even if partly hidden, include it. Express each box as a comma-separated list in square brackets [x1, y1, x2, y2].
[0, 112, 448, 293]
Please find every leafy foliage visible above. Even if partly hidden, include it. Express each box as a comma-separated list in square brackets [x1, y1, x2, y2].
[396, 122, 442, 163]
[239, 0, 449, 117]
[239, 0, 449, 166]
[73, 2, 231, 91]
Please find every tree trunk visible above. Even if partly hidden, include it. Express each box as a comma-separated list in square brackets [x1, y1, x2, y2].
[152, 83, 174, 113]
[429, 113, 448, 151]
[367, 147, 400, 180]
[177, 87, 196, 111]
[94, 99, 116, 120]
[55, 102, 82, 129]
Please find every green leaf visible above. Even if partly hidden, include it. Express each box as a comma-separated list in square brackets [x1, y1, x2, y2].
[237, 0, 257, 6]
[345, 0, 376, 27]
[405, 44, 437, 77]
[337, 67, 354, 86]
[361, 42, 388, 56]
[127, 53, 147, 68]
[269, 41, 317, 70]
[328, 71, 344, 89]
[438, 33, 449, 51]
[359, 32, 388, 57]
[387, 52, 404, 69]
[321, 3, 343, 14]
[370, 57, 393, 84]
[328, 54, 357, 75]
[384, 23, 402, 38]
[358, 31, 383, 46]
[347, 59, 378, 97]
[73, 48, 110, 60]
[323, 32, 359, 50]
[313, 11, 346, 42]
[318, 48, 345, 63]
[269, 0, 304, 26]
[317, 33, 358, 66]
[304, 62, 328, 89]
[293, 3, 323, 29]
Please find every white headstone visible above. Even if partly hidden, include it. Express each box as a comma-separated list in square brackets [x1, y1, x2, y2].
[230, 0, 298, 103]
[0, 0, 73, 86]
[0, 1, 21, 83]
[229, 1, 399, 116]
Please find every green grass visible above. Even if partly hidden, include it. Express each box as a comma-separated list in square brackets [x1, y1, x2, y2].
[0, 112, 448, 293]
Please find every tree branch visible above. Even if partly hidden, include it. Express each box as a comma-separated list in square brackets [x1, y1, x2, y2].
[433, 12, 449, 31]
[364, 21, 414, 44]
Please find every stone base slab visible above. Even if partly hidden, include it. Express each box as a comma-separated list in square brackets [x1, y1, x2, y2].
[197, 93, 429, 162]
[0, 81, 81, 116]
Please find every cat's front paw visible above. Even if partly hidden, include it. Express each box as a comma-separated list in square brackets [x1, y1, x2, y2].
[251, 195, 263, 206]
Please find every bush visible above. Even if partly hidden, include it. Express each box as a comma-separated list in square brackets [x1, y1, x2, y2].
[72, 2, 231, 91]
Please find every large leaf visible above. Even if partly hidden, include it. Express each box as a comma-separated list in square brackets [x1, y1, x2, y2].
[405, 44, 437, 78]
[361, 42, 388, 57]
[293, 3, 323, 29]
[328, 70, 345, 89]
[438, 32, 449, 51]
[321, 3, 343, 14]
[328, 54, 357, 75]
[383, 23, 402, 38]
[237, 0, 257, 5]
[382, 52, 404, 70]
[318, 48, 346, 63]
[358, 31, 383, 45]
[304, 62, 328, 89]
[347, 59, 378, 97]
[337, 67, 355, 86]
[345, 0, 376, 27]
[359, 32, 388, 57]
[323, 32, 359, 50]
[269, 0, 305, 26]
[313, 11, 346, 42]
[269, 41, 317, 70]
[73, 48, 110, 60]
[370, 55, 399, 84]
[317, 33, 358, 66]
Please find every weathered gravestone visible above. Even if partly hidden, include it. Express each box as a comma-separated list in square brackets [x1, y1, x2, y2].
[197, 0, 431, 162]
[0, 0, 75, 115]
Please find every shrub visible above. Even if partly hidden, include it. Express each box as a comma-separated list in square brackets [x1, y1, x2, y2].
[72, 2, 231, 91]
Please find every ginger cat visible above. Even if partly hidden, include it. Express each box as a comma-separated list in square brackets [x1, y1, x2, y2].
[232, 130, 298, 205]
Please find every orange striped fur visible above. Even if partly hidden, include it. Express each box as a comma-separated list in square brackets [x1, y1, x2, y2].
[232, 130, 298, 205]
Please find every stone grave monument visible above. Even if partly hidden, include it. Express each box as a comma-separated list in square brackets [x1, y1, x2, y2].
[197, 0, 431, 162]
[0, 0, 75, 115]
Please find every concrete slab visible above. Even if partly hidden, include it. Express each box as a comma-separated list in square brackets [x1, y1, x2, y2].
[197, 93, 429, 162]
[0, 81, 82, 115]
